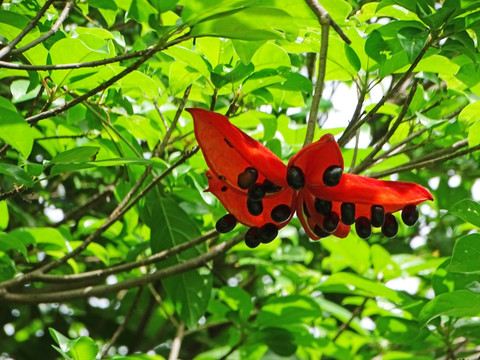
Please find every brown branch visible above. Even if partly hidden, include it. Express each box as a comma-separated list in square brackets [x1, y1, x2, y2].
[352, 79, 419, 174]
[304, 21, 329, 146]
[0, 49, 151, 70]
[369, 142, 480, 178]
[0, 0, 55, 59]
[332, 297, 369, 341]
[0, 147, 199, 290]
[168, 323, 185, 360]
[33, 229, 218, 284]
[25, 33, 190, 126]
[0, 233, 244, 304]
[304, 0, 351, 44]
[10, 0, 75, 56]
[338, 36, 437, 147]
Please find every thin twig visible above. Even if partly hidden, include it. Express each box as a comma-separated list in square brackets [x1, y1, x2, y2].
[369, 142, 480, 178]
[154, 85, 191, 158]
[338, 36, 437, 147]
[0, 0, 55, 59]
[10, 0, 75, 56]
[352, 79, 419, 174]
[332, 297, 369, 341]
[100, 287, 144, 358]
[168, 323, 185, 360]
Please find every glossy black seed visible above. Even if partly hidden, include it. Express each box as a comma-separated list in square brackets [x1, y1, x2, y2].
[314, 198, 332, 216]
[215, 214, 237, 233]
[371, 205, 385, 227]
[341, 202, 355, 225]
[245, 227, 261, 248]
[248, 183, 265, 201]
[402, 204, 419, 226]
[286, 166, 305, 190]
[237, 167, 258, 190]
[323, 165, 343, 187]
[221, 186, 228, 192]
[258, 223, 278, 243]
[247, 199, 263, 216]
[355, 216, 372, 239]
[263, 179, 282, 193]
[303, 201, 311, 218]
[382, 213, 398, 238]
[313, 225, 330, 238]
[271, 204, 291, 223]
[323, 212, 340, 233]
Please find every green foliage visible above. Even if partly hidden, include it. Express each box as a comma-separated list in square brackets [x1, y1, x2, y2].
[0, 0, 479, 359]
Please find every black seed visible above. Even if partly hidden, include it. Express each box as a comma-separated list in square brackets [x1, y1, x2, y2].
[245, 227, 261, 248]
[287, 166, 305, 190]
[248, 183, 265, 201]
[215, 214, 237, 233]
[303, 201, 311, 218]
[271, 204, 291, 223]
[382, 213, 398, 238]
[371, 205, 385, 227]
[355, 216, 371, 239]
[247, 199, 263, 216]
[341, 202, 355, 225]
[263, 179, 282, 193]
[237, 167, 258, 190]
[314, 198, 332, 216]
[221, 186, 228, 192]
[258, 223, 278, 243]
[323, 212, 340, 233]
[402, 204, 419, 226]
[313, 225, 330, 238]
[323, 165, 343, 187]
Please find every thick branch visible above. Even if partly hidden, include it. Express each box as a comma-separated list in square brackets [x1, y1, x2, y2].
[304, 22, 329, 146]
[0, 233, 244, 304]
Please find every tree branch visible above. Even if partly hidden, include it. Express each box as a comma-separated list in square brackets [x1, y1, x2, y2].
[304, 0, 351, 44]
[0, 0, 55, 59]
[0, 233, 244, 304]
[10, 0, 75, 56]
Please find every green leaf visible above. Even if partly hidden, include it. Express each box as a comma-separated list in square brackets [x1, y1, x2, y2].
[191, 7, 298, 41]
[319, 272, 404, 303]
[165, 46, 211, 79]
[376, 316, 429, 344]
[0, 96, 34, 157]
[365, 30, 388, 64]
[51, 146, 100, 164]
[143, 191, 211, 329]
[419, 290, 480, 325]
[449, 199, 480, 228]
[397, 27, 428, 63]
[218, 286, 253, 321]
[447, 234, 480, 274]
[68, 337, 98, 360]
[256, 295, 321, 327]
[344, 43, 361, 72]
[469, 120, 480, 146]
[0, 163, 34, 187]
[0, 233, 27, 258]
[257, 327, 297, 357]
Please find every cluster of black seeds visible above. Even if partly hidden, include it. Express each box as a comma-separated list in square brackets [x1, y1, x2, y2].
[214, 165, 421, 246]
